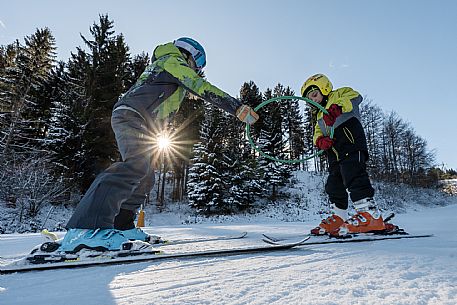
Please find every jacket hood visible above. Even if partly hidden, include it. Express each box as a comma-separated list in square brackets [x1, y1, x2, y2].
[153, 42, 183, 60]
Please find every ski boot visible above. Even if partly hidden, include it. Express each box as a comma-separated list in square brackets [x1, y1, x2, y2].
[333, 198, 386, 237]
[114, 209, 162, 244]
[121, 228, 162, 244]
[59, 228, 132, 253]
[27, 229, 154, 264]
[311, 204, 348, 235]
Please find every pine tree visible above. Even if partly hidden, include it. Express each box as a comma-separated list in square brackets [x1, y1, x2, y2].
[237, 81, 267, 205]
[272, 85, 293, 190]
[43, 60, 84, 180]
[224, 158, 265, 211]
[0, 28, 56, 161]
[42, 61, 68, 156]
[63, 48, 92, 187]
[20, 29, 57, 149]
[302, 102, 317, 171]
[255, 87, 291, 199]
[240, 81, 263, 142]
[77, 14, 133, 190]
[187, 104, 226, 214]
[219, 111, 247, 211]
[169, 96, 205, 201]
[0, 43, 18, 70]
[281, 87, 306, 169]
[0, 42, 19, 142]
[187, 80, 267, 213]
[125, 52, 149, 89]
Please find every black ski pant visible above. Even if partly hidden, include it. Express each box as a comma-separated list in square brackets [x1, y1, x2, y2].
[66, 109, 154, 229]
[325, 151, 374, 210]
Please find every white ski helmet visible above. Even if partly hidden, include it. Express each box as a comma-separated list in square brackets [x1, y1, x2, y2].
[173, 37, 206, 71]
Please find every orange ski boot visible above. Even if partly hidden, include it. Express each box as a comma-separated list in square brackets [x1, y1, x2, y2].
[334, 198, 386, 237]
[311, 205, 347, 236]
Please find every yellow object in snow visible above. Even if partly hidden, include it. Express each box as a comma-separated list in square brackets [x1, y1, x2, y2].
[41, 229, 58, 241]
[137, 209, 145, 227]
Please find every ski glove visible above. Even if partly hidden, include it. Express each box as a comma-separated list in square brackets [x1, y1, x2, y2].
[323, 104, 342, 126]
[316, 136, 334, 150]
[236, 105, 259, 125]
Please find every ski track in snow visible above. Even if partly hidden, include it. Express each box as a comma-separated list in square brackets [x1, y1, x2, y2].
[1, 205, 457, 305]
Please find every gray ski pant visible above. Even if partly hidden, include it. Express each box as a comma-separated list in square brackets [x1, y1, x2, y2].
[66, 109, 154, 229]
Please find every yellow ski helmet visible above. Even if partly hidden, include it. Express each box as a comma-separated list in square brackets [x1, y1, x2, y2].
[301, 74, 333, 97]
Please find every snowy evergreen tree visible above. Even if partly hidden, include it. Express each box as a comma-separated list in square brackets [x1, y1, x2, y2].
[125, 52, 149, 89]
[0, 42, 19, 149]
[302, 100, 316, 171]
[239, 81, 263, 143]
[187, 104, 226, 214]
[187, 142, 211, 212]
[77, 14, 133, 190]
[0, 28, 56, 160]
[61, 48, 93, 188]
[255, 87, 291, 199]
[216, 81, 266, 210]
[0, 42, 19, 114]
[168, 96, 205, 202]
[43, 60, 85, 181]
[20, 30, 58, 150]
[41, 62, 69, 156]
[280, 87, 306, 169]
[224, 158, 265, 211]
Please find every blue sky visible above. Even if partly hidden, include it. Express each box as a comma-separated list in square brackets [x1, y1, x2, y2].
[2, 0, 457, 169]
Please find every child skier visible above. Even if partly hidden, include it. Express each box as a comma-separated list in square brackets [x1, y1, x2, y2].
[301, 73, 385, 237]
[60, 37, 259, 252]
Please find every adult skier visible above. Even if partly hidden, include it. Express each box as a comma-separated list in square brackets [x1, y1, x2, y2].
[60, 37, 259, 252]
[301, 74, 385, 236]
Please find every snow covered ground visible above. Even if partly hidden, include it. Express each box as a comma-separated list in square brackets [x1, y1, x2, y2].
[1, 203, 457, 305]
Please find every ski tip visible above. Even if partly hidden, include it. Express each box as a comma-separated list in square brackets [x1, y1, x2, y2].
[262, 236, 311, 246]
[262, 238, 277, 245]
[261, 234, 280, 242]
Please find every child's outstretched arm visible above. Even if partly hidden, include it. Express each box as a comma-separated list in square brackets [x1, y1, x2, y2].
[160, 55, 242, 116]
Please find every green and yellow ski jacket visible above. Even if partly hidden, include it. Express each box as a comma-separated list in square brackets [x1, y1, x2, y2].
[313, 87, 368, 163]
[114, 43, 241, 122]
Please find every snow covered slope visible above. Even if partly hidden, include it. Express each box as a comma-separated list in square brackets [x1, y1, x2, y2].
[1, 204, 456, 305]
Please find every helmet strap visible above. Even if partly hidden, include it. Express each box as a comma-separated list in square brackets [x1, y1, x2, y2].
[178, 48, 198, 71]
[321, 96, 329, 106]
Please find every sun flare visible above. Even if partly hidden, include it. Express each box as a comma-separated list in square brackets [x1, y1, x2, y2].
[157, 135, 171, 150]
